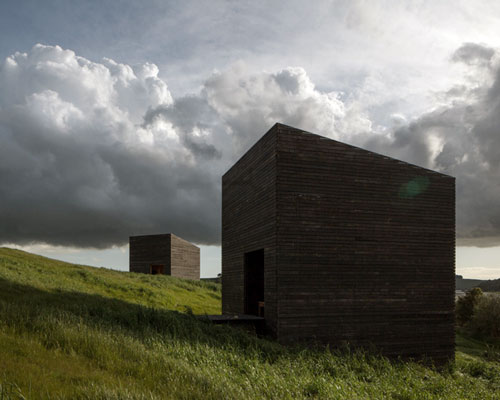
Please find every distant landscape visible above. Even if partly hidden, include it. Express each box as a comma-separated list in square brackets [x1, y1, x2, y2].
[0, 247, 499, 399]
[456, 275, 500, 292]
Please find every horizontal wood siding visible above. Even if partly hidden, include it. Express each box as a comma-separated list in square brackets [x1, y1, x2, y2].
[171, 234, 200, 280]
[222, 127, 278, 335]
[130, 233, 199, 280]
[129, 234, 171, 275]
[275, 125, 455, 364]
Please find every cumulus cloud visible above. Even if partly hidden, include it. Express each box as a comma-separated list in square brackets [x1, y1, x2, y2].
[0, 44, 221, 247]
[2, 43, 500, 249]
[0, 44, 358, 248]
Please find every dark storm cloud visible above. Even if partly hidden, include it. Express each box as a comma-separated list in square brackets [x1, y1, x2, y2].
[3, 43, 500, 249]
[451, 42, 495, 66]
[360, 43, 500, 245]
[0, 106, 223, 247]
[0, 45, 222, 247]
[0, 45, 352, 248]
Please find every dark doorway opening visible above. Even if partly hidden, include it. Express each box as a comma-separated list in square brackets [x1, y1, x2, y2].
[150, 265, 165, 275]
[244, 249, 264, 316]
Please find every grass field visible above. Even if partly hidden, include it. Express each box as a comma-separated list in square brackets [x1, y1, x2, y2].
[0, 247, 499, 399]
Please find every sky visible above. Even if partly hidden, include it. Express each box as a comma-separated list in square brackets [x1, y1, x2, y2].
[1, 0, 500, 278]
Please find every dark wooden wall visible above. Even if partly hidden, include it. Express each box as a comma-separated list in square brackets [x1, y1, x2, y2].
[129, 234, 171, 275]
[171, 234, 200, 280]
[222, 123, 455, 365]
[129, 234, 200, 280]
[275, 125, 455, 365]
[222, 128, 279, 334]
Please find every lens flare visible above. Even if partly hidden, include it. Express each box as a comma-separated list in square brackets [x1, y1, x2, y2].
[398, 176, 430, 199]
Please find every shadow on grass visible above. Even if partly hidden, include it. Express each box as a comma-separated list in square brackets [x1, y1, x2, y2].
[0, 277, 460, 370]
[0, 277, 282, 359]
[456, 330, 500, 363]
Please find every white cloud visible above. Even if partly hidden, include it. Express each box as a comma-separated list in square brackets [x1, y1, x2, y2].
[201, 64, 350, 151]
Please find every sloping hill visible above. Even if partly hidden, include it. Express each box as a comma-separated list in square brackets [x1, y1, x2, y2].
[0, 247, 499, 399]
[456, 275, 484, 291]
[0, 247, 221, 314]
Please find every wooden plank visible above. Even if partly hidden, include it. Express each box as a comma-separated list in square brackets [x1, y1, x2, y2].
[130, 233, 200, 280]
[222, 123, 455, 365]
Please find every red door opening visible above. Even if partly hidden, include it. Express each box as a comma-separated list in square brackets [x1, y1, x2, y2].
[150, 265, 165, 275]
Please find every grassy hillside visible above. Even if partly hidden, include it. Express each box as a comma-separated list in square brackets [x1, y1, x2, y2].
[0, 248, 220, 315]
[0, 248, 499, 399]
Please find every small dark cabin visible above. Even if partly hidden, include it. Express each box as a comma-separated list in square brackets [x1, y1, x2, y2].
[222, 123, 455, 365]
[129, 233, 200, 280]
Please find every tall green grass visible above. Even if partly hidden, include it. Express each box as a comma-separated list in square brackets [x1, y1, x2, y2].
[0, 247, 499, 399]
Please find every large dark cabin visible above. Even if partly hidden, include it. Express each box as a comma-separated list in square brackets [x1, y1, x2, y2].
[222, 123, 455, 365]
